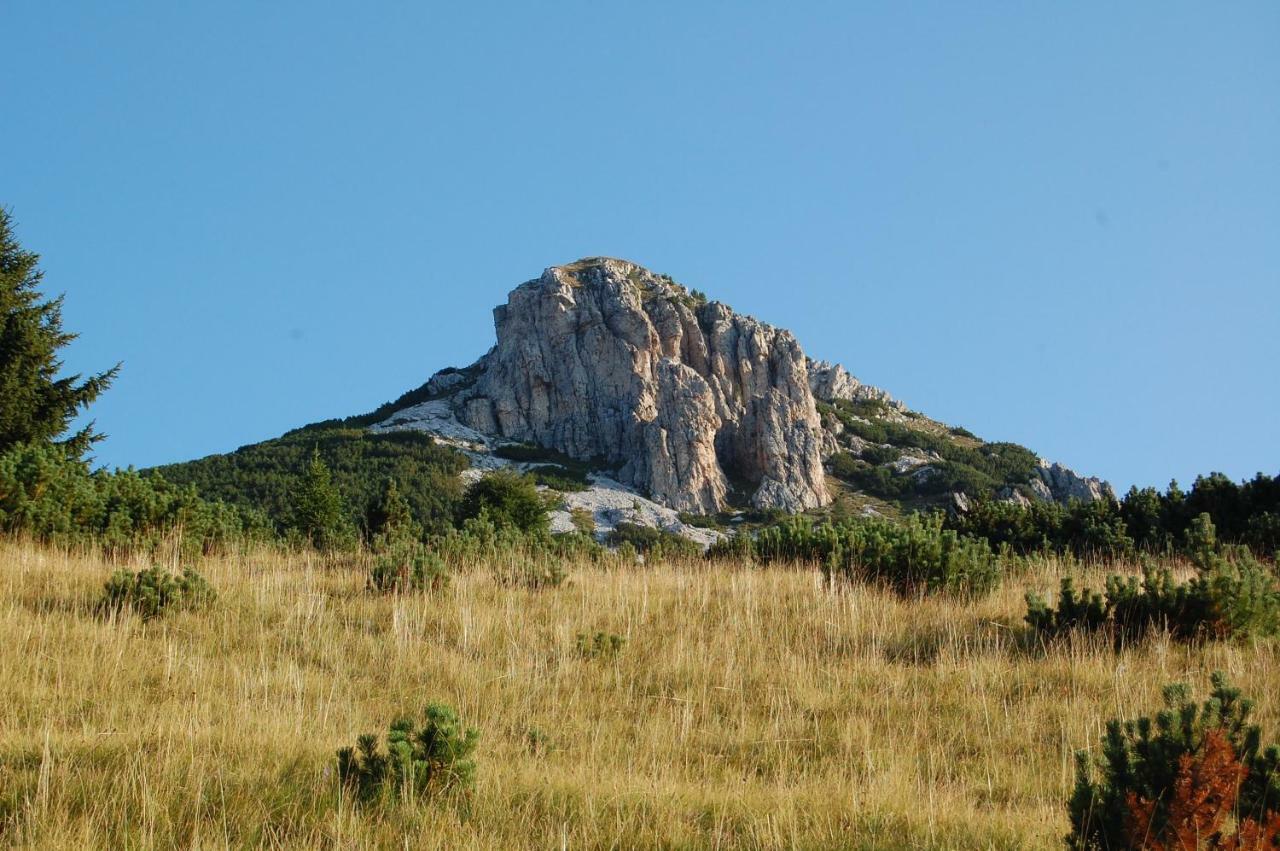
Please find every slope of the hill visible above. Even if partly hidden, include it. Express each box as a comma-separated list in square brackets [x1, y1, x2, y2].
[3, 540, 1275, 848]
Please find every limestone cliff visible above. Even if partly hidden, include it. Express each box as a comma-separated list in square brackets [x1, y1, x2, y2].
[446, 258, 829, 514]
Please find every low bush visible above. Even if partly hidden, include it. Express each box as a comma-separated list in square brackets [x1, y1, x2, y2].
[457, 470, 549, 535]
[705, 532, 754, 563]
[605, 522, 702, 560]
[337, 703, 479, 804]
[752, 514, 1002, 597]
[525, 727, 553, 755]
[1068, 673, 1280, 849]
[369, 545, 449, 593]
[154, 426, 466, 539]
[577, 631, 625, 659]
[860, 444, 901, 466]
[948, 497, 1135, 561]
[100, 565, 215, 620]
[1026, 545, 1280, 644]
[526, 465, 589, 492]
[0, 442, 270, 556]
[569, 508, 595, 535]
[431, 515, 605, 578]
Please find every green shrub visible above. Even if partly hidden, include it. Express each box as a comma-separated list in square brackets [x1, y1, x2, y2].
[705, 532, 754, 562]
[577, 631, 625, 659]
[1026, 547, 1280, 644]
[367, 477, 422, 550]
[431, 515, 604, 576]
[337, 703, 479, 804]
[0, 442, 270, 555]
[754, 514, 1001, 597]
[605, 522, 701, 560]
[1068, 673, 1280, 849]
[458, 470, 549, 534]
[526, 465, 589, 492]
[954, 477, 1280, 562]
[826, 451, 862, 482]
[860, 444, 901, 466]
[825, 399, 1039, 500]
[525, 727, 553, 755]
[491, 444, 563, 464]
[369, 546, 449, 593]
[1184, 511, 1219, 565]
[100, 565, 215, 620]
[1024, 577, 1107, 638]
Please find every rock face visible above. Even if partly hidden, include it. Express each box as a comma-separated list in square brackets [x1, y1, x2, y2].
[1031, 461, 1114, 504]
[806, 360, 903, 410]
[446, 258, 830, 514]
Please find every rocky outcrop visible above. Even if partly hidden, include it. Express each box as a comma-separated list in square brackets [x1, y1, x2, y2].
[441, 258, 830, 514]
[1032, 461, 1114, 504]
[806, 360, 902, 410]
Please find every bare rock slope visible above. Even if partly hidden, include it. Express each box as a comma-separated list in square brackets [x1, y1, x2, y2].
[447, 258, 828, 514]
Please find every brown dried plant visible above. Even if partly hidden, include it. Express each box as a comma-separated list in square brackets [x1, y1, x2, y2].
[1124, 728, 1280, 850]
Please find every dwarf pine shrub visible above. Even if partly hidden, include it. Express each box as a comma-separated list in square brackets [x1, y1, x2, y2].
[100, 565, 215, 620]
[336, 703, 479, 804]
[1068, 673, 1280, 849]
[577, 631, 625, 659]
[1026, 546, 1280, 643]
[1024, 577, 1107, 638]
[526, 728, 553, 755]
[368, 546, 449, 593]
[605, 522, 701, 560]
[753, 514, 1002, 597]
[705, 531, 754, 563]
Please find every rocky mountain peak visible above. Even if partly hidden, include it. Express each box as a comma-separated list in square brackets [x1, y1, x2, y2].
[446, 258, 831, 514]
[376, 258, 1112, 522]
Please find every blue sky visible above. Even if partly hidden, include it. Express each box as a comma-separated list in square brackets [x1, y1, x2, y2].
[3, 2, 1277, 493]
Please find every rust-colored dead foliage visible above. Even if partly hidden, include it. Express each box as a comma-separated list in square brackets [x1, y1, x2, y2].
[1124, 728, 1280, 850]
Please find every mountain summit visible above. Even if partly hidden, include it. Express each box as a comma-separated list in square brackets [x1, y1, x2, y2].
[444, 257, 828, 513]
[374, 258, 1110, 520]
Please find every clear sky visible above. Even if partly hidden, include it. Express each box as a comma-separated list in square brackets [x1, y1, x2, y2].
[3, 2, 1277, 493]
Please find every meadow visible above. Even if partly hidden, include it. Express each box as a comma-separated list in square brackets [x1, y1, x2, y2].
[1, 540, 1277, 849]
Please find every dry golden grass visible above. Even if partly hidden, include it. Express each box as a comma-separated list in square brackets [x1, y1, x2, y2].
[1, 540, 1277, 849]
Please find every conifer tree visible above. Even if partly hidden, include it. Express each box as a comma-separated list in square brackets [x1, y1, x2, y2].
[290, 449, 353, 550]
[0, 209, 119, 455]
[367, 476, 421, 551]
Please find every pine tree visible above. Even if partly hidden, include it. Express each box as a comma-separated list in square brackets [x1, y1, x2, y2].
[0, 209, 119, 455]
[367, 477, 420, 548]
[290, 449, 353, 550]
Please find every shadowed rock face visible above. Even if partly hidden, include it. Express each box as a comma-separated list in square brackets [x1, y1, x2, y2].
[448, 258, 830, 514]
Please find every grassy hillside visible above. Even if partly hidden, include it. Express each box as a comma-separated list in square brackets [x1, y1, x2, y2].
[2, 541, 1277, 848]
[819, 398, 1044, 511]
